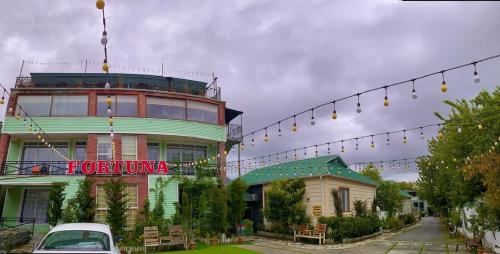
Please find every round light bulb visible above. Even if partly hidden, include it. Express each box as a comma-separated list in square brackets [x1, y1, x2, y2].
[101, 31, 108, 45]
[102, 63, 109, 72]
[383, 96, 389, 107]
[420, 134, 425, 140]
[104, 82, 110, 89]
[292, 123, 297, 132]
[108, 118, 113, 124]
[107, 108, 112, 116]
[96, 0, 105, 9]
[278, 130, 282, 137]
[457, 127, 462, 133]
[264, 134, 269, 143]
[478, 124, 482, 130]
[412, 89, 418, 99]
[438, 132, 443, 139]
[356, 103, 362, 113]
[251, 139, 255, 146]
[105, 97, 112, 106]
[473, 71, 480, 84]
[310, 118, 315, 126]
[441, 81, 447, 93]
[8, 107, 13, 113]
[0, 99, 4, 105]
[110, 132, 114, 138]
[331, 111, 337, 120]
[386, 140, 390, 146]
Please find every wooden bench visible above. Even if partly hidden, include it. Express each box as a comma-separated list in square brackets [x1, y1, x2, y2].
[294, 223, 326, 245]
[143, 225, 187, 253]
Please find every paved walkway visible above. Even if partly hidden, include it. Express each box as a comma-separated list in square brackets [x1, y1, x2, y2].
[241, 217, 466, 254]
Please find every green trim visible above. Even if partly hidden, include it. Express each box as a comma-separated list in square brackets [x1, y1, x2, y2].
[4, 116, 226, 142]
[159, 141, 166, 161]
[6, 140, 21, 161]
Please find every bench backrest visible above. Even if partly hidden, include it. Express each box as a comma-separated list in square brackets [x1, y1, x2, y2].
[313, 223, 327, 234]
[168, 225, 184, 241]
[298, 224, 309, 234]
[144, 226, 159, 244]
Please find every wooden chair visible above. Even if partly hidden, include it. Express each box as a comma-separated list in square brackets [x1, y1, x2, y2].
[294, 223, 327, 245]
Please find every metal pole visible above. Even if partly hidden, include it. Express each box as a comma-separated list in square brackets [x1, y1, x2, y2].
[161, 62, 164, 76]
[18, 60, 25, 77]
[238, 114, 242, 177]
[84, 59, 88, 74]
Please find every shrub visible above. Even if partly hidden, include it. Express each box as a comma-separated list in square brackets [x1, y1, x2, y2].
[103, 178, 128, 236]
[47, 182, 68, 226]
[383, 216, 403, 230]
[75, 179, 95, 222]
[398, 214, 416, 225]
[319, 215, 381, 241]
[354, 200, 368, 217]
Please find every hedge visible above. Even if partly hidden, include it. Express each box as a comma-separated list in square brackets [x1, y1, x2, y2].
[318, 215, 382, 241]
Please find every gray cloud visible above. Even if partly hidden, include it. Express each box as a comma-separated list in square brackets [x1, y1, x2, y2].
[1, 0, 499, 181]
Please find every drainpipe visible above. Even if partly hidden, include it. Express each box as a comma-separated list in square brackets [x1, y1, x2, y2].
[320, 176, 325, 216]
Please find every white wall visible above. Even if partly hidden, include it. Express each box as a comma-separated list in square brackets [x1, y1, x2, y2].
[458, 206, 499, 253]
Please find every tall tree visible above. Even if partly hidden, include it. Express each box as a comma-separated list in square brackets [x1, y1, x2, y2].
[331, 188, 343, 217]
[103, 178, 128, 236]
[227, 178, 248, 234]
[375, 181, 403, 216]
[47, 182, 67, 226]
[75, 179, 95, 222]
[360, 163, 383, 184]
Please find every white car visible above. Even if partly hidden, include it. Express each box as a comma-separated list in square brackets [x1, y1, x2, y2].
[33, 223, 123, 254]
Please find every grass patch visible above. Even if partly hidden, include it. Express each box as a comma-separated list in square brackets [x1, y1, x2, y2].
[418, 244, 425, 254]
[157, 245, 262, 254]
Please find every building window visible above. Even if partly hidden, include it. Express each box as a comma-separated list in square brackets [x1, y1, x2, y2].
[20, 189, 49, 223]
[97, 136, 112, 160]
[97, 95, 138, 117]
[20, 142, 68, 174]
[95, 184, 138, 228]
[187, 101, 218, 124]
[16, 96, 52, 116]
[121, 136, 137, 160]
[147, 143, 159, 161]
[73, 142, 87, 174]
[339, 187, 350, 213]
[166, 144, 207, 174]
[51, 96, 88, 116]
[146, 97, 186, 120]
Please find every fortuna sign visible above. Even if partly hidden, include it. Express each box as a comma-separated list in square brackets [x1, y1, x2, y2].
[67, 160, 169, 175]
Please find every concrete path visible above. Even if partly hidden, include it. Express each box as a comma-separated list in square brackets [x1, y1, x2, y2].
[241, 216, 466, 254]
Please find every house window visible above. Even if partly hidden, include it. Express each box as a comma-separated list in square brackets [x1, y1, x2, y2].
[73, 142, 87, 174]
[166, 144, 207, 174]
[16, 96, 52, 116]
[339, 187, 350, 213]
[20, 142, 68, 174]
[95, 184, 138, 228]
[146, 97, 186, 120]
[51, 96, 88, 116]
[97, 136, 112, 160]
[97, 95, 138, 117]
[121, 136, 137, 160]
[186, 101, 218, 124]
[20, 189, 49, 223]
[147, 143, 159, 161]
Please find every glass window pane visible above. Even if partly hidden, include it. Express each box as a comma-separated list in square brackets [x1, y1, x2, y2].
[187, 101, 218, 124]
[166, 144, 180, 163]
[39, 230, 110, 251]
[116, 96, 137, 117]
[21, 189, 49, 224]
[147, 143, 159, 161]
[16, 96, 51, 116]
[96, 96, 116, 117]
[51, 96, 88, 116]
[97, 136, 112, 160]
[146, 97, 186, 120]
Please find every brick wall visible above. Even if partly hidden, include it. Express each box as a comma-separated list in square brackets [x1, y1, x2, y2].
[137, 135, 147, 160]
[0, 134, 10, 172]
[87, 134, 97, 160]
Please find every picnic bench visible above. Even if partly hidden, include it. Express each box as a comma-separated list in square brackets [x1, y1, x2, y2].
[143, 225, 187, 253]
[293, 223, 327, 245]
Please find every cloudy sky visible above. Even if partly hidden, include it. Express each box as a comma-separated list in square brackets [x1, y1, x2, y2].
[1, 0, 499, 181]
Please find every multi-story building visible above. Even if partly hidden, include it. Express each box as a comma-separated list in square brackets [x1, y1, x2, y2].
[0, 72, 242, 232]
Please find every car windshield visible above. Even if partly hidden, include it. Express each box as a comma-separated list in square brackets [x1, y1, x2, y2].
[39, 230, 110, 251]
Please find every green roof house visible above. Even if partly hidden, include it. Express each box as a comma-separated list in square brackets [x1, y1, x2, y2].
[241, 155, 377, 227]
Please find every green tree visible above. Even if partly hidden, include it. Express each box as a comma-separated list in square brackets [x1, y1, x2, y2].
[227, 178, 248, 234]
[264, 179, 309, 233]
[395, 181, 415, 191]
[353, 200, 367, 217]
[62, 198, 78, 223]
[331, 188, 343, 217]
[103, 178, 128, 236]
[360, 164, 383, 184]
[417, 89, 499, 216]
[75, 179, 95, 222]
[375, 181, 402, 216]
[47, 182, 68, 227]
[207, 184, 228, 236]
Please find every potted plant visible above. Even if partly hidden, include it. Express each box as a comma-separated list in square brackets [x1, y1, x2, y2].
[208, 233, 218, 246]
[189, 241, 197, 250]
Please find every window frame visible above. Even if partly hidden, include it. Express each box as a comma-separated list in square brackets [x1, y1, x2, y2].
[339, 187, 350, 213]
[50, 95, 89, 116]
[19, 188, 49, 224]
[96, 95, 139, 117]
[121, 135, 137, 161]
[16, 95, 89, 117]
[97, 135, 112, 161]
[95, 184, 138, 228]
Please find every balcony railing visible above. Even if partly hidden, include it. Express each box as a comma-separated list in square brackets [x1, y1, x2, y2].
[0, 161, 219, 176]
[15, 76, 221, 100]
[227, 124, 242, 142]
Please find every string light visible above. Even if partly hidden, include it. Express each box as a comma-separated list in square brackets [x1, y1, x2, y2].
[310, 109, 315, 125]
[383, 87, 389, 107]
[473, 62, 480, 84]
[264, 128, 269, 143]
[457, 127, 462, 134]
[356, 94, 362, 113]
[341, 140, 345, 153]
[355, 138, 359, 151]
[440, 71, 447, 93]
[292, 115, 298, 132]
[370, 135, 375, 148]
[278, 121, 282, 137]
[403, 130, 407, 144]
[420, 127, 425, 139]
[331, 101, 337, 120]
[327, 143, 331, 154]
[0, 89, 5, 104]
[411, 79, 418, 99]
[251, 133, 255, 146]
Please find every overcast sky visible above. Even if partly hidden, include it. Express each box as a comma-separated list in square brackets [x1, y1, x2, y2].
[1, 0, 499, 181]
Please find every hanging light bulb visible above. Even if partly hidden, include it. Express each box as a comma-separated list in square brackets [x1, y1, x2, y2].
[440, 71, 447, 93]
[41, 138, 45, 143]
[315, 145, 318, 157]
[355, 138, 359, 151]
[106, 96, 113, 106]
[478, 124, 482, 130]
[104, 82, 111, 89]
[331, 101, 337, 120]
[110, 132, 114, 138]
[303, 147, 307, 156]
[341, 140, 345, 153]
[473, 62, 480, 84]
[386, 133, 390, 146]
[420, 128, 425, 139]
[240, 142, 245, 151]
[102, 60, 109, 72]
[370, 135, 375, 148]
[251, 133, 255, 146]
[310, 109, 315, 125]
[278, 121, 282, 137]
[457, 127, 462, 134]
[23, 118, 27, 126]
[292, 115, 298, 132]
[7, 107, 13, 113]
[403, 130, 407, 144]
[327, 143, 331, 154]
[108, 117, 113, 124]
[264, 128, 269, 143]
[16, 114, 20, 120]
[383, 87, 389, 107]
[356, 94, 362, 113]
[0, 90, 4, 104]
[411, 79, 418, 99]
[101, 30, 108, 45]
